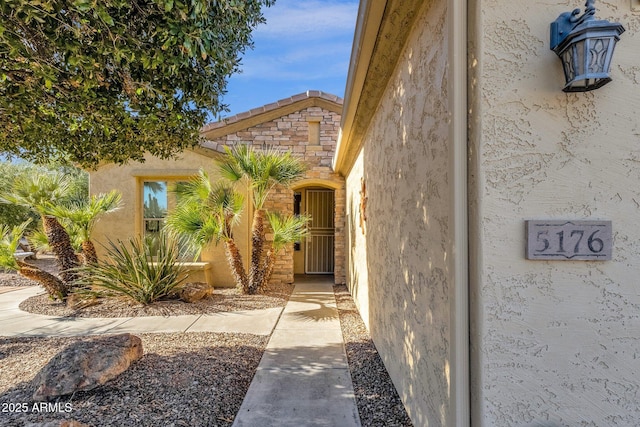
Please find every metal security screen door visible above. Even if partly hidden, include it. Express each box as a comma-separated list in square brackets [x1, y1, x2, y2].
[306, 189, 335, 274]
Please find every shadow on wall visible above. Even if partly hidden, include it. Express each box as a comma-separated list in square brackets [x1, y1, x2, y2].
[347, 194, 362, 304]
[355, 40, 453, 427]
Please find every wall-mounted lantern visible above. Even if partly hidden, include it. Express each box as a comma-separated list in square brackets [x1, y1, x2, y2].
[550, 0, 625, 92]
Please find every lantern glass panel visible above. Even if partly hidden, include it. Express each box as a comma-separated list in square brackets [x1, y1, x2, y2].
[588, 37, 610, 73]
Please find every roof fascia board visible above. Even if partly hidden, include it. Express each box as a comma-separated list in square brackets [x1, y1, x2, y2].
[334, 0, 423, 175]
[201, 97, 342, 141]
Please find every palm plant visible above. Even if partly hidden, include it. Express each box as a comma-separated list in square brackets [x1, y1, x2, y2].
[260, 212, 310, 290]
[0, 173, 80, 286]
[0, 220, 66, 300]
[166, 171, 249, 291]
[49, 190, 122, 264]
[219, 145, 305, 293]
[74, 231, 188, 305]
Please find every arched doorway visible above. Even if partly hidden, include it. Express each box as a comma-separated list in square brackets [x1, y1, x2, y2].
[293, 186, 335, 274]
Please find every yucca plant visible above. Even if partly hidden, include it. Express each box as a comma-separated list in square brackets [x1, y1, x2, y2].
[74, 232, 188, 305]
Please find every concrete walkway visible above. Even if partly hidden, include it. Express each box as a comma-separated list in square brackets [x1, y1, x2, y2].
[233, 276, 361, 427]
[0, 286, 282, 336]
[0, 277, 362, 426]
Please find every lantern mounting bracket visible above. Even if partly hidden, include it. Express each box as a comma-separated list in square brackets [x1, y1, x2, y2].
[550, 0, 596, 50]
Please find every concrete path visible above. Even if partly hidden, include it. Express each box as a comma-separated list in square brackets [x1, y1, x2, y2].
[232, 276, 361, 427]
[0, 287, 282, 336]
[0, 278, 362, 426]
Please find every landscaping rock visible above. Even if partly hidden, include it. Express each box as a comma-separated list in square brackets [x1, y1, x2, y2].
[180, 282, 213, 303]
[32, 333, 143, 401]
[26, 421, 89, 427]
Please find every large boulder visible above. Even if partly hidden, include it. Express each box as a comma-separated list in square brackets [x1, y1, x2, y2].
[179, 282, 213, 303]
[32, 333, 143, 401]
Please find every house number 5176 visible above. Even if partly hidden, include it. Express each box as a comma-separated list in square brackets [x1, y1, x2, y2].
[525, 220, 612, 261]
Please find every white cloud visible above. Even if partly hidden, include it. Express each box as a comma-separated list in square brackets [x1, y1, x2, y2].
[256, 0, 358, 39]
[236, 40, 354, 80]
[221, 0, 358, 116]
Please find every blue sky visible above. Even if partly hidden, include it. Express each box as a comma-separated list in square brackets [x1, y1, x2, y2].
[216, 0, 360, 119]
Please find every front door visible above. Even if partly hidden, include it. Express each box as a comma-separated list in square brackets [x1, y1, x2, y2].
[305, 189, 335, 274]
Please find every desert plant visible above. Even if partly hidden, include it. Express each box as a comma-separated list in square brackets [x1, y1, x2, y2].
[0, 161, 88, 230]
[0, 173, 80, 285]
[49, 190, 123, 264]
[166, 172, 248, 290]
[74, 232, 188, 305]
[259, 212, 310, 289]
[0, 220, 67, 300]
[219, 145, 306, 293]
[167, 147, 307, 294]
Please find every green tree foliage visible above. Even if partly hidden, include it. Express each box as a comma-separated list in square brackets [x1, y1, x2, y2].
[219, 145, 306, 293]
[0, 220, 67, 299]
[49, 189, 122, 264]
[0, 0, 274, 167]
[0, 161, 88, 229]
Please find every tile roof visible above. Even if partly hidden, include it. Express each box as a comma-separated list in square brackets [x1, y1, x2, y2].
[200, 90, 343, 134]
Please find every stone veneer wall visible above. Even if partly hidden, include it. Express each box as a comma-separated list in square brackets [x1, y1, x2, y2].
[204, 105, 345, 285]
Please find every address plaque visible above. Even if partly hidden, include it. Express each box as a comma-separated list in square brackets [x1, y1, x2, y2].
[525, 220, 612, 261]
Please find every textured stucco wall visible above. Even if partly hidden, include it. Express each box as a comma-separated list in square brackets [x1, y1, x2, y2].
[345, 1, 453, 425]
[470, 0, 640, 425]
[90, 151, 247, 287]
[345, 151, 370, 326]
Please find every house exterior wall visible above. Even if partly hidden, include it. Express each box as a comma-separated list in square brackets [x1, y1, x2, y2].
[341, 1, 454, 424]
[204, 105, 346, 284]
[90, 151, 248, 287]
[470, 0, 640, 425]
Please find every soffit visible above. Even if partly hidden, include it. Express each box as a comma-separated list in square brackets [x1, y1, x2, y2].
[200, 90, 343, 142]
[334, 0, 424, 175]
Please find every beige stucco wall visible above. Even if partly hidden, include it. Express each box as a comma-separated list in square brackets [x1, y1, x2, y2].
[345, 151, 369, 326]
[343, 1, 454, 424]
[470, 0, 640, 425]
[90, 150, 249, 287]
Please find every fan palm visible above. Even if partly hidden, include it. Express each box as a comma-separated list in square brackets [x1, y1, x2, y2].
[166, 171, 249, 291]
[260, 212, 310, 290]
[49, 190, 122, 264]
[0, 220, 66, 300]
[0, 173, 79, 285]
[219, 145, 305, 293]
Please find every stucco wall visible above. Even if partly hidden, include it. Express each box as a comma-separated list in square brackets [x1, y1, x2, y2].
[345, 151, 369, 326]
[90, 151, 248, 287]
[344, 1, 453, 424]
[470, 0, 640, 425]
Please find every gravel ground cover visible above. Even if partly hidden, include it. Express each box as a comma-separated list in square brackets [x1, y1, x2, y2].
[0, 333, 267, 427]
[0, 256, 413, 426]
[335, 284, 413, 427]
[18, 284, 293, 318]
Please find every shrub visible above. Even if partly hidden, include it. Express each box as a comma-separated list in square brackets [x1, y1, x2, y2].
[74, 232, 187, 305]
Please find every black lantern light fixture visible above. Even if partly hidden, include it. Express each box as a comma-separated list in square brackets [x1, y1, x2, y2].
[550, 0, 625, 92]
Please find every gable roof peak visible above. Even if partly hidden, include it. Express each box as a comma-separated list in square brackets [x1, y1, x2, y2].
[201, 90, 343, 135]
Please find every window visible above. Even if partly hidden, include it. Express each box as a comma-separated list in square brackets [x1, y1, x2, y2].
[142, 179, 195, 259]
[143, 181, 168, 236]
